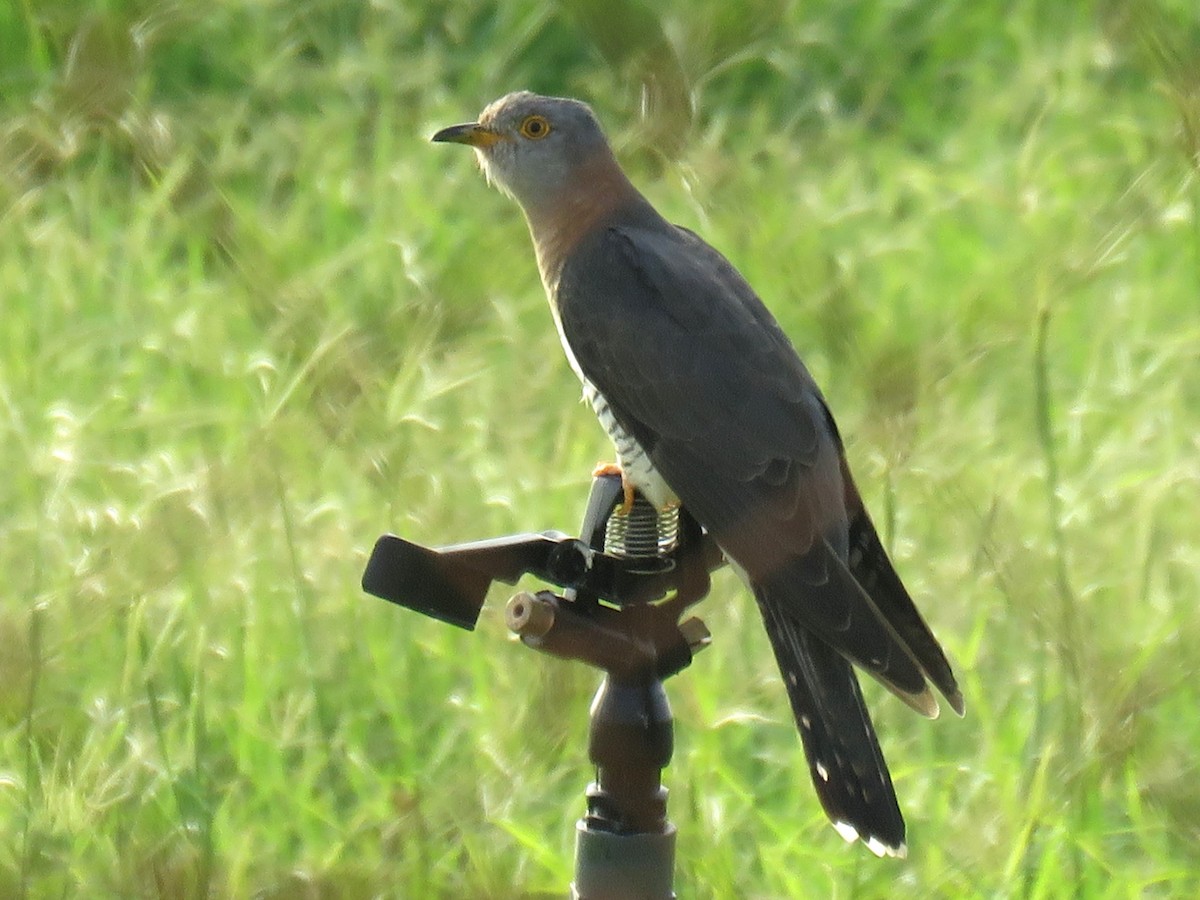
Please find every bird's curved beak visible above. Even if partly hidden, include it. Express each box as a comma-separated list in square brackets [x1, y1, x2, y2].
[431, 122, 503, 149]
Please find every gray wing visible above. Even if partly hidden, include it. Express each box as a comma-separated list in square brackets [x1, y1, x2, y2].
[556, 221, 959, 713]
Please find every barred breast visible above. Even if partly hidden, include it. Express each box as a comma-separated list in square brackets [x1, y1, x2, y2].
[544, 286, 676, 510]
[583, 382, 677, 509]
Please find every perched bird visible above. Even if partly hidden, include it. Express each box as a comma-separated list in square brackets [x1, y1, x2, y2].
[432, 92, 963, 858]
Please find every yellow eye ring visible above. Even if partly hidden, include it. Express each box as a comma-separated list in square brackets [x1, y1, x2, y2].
[519, 115, 551, 140]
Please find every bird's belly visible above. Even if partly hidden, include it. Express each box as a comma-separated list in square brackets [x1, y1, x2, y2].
[584, 382, 677, 509]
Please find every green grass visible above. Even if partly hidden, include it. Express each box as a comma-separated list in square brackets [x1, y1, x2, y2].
[3, 0, 1200, 896]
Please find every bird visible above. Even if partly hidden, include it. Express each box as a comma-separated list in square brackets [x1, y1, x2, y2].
[432, 92, 963, 858]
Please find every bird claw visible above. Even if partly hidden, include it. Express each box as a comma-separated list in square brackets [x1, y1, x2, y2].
[593, 462, 635, 514]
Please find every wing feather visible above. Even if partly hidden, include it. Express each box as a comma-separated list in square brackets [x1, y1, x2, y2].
[555, 220, 957, 712]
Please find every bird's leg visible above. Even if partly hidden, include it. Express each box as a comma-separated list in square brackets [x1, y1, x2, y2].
[592, 462, 635, 514]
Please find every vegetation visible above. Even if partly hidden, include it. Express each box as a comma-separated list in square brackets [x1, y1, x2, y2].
[3, 0, 1199, 896]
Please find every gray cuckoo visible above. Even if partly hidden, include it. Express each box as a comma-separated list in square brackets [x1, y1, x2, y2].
[432, 92, 963, 858]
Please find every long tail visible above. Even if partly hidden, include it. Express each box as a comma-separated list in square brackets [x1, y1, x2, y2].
[756, 588, 907, 857]
[844, 495, 965, 716]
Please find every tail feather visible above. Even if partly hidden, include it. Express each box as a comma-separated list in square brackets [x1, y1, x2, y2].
[754, 542, 941, 718]
[757, 588, 907, 857]
[844, 497, 965, 716]
[837, 455, 963, 715]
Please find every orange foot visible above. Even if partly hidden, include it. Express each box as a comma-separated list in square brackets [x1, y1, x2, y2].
[593, 462, 635, 514]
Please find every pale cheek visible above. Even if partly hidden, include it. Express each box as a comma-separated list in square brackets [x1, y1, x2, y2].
[474, 151, 503, 193]
[473, 148, 490, 179]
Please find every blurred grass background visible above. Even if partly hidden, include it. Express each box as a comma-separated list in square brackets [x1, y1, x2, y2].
[3, 0, 1200, 896]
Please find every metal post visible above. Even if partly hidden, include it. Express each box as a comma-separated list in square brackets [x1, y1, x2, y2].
[572, 675, 676, 900]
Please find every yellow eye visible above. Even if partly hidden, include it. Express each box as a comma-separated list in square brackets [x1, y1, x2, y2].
[519, 115, 551, 140]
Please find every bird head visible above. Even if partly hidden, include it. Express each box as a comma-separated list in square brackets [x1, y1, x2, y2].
[431, 92, 613, 213]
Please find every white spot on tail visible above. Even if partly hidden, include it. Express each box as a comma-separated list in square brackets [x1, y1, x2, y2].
[867, 836, 908, 859]
[833, 821, 859, 843]
[834, 823, 907, 858]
